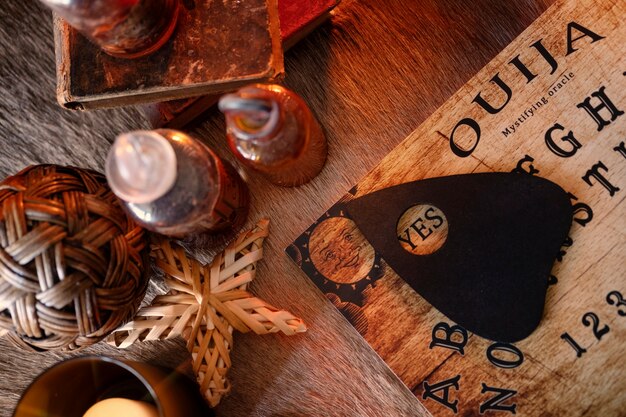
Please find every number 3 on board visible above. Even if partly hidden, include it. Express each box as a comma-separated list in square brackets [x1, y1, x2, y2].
[606, 291, 626, 316]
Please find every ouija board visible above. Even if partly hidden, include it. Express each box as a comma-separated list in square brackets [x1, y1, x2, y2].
[286, 0, 626, 415]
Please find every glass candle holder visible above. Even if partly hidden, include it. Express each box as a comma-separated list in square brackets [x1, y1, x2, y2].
[13, 356, 213, 417]
[40, 0, 180, 59]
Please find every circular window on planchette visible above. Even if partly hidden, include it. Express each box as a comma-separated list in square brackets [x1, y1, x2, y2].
[309, 216, 375, 284]
[396, 204, 448, 255]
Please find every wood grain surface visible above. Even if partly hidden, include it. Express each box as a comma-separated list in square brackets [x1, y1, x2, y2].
[0, 0, 553, 415]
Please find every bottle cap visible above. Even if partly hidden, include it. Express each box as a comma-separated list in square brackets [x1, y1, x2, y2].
[106, 130, 177, 204]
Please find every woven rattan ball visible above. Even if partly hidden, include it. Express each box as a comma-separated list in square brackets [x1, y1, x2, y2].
[0, 165, 148, 351]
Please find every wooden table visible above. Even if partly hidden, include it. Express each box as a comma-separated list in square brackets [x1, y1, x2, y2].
[0, 0, 553, 415]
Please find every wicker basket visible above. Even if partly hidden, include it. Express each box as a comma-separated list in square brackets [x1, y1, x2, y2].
[0, 165, 148, 351]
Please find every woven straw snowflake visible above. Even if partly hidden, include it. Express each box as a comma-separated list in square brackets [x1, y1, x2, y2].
[108, 219, 306, 407]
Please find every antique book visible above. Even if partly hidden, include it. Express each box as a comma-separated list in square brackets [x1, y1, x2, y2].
[54, 0, 284, 110]
[288, 0, 626, 415]
[279, 0, 340, 50]
[142, 0, 341, 129]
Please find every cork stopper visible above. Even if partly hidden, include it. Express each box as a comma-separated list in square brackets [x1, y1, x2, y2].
[106, 130, 177, 204]
[218, 92, 280, 139]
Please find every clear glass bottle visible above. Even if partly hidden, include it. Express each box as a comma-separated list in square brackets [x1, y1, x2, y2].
[105, 129, 249, 237]
[40, 0, 180, 59]
[219, 84, 327, 187]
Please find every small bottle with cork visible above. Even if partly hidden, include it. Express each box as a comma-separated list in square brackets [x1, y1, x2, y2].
[219, 84, 327, 187]
[105, 129, 249, 237]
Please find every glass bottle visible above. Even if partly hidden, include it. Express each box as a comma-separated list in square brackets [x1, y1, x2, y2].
[105, 129, 249, 237]
[219, 84, 327, 187]
[40, 0, 180, 59]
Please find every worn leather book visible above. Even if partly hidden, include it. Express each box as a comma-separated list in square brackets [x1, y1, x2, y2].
[54, 0, 284, 110]
[142, 0, 341, 129]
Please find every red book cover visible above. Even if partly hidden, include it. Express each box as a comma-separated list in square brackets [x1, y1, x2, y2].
[279, 0, 340, 49]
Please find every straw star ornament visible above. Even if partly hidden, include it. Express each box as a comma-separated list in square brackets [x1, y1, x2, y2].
[108, 219, 306, 407]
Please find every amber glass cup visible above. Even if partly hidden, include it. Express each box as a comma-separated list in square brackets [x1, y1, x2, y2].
[220, 84, 328, 187]
[40, 0, 180, 59]
[13, 356, 213, 417]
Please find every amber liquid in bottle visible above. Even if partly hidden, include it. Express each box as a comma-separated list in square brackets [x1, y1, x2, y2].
[106, 129, 249, 237]
[220, 84, 327, 187]
[41, 0, 180, 59]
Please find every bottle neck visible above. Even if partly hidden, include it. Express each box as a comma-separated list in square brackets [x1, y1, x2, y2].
[40, 0, 133, 29]
[219, 95, 283, 141]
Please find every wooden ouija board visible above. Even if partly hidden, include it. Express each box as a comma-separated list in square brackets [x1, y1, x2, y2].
[287, 0, 626, 415]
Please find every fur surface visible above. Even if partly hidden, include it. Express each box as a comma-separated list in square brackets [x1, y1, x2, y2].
[0, 0, 552, 416]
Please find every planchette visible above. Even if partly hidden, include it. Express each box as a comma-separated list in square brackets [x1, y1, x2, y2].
[345, 173, 573, 342]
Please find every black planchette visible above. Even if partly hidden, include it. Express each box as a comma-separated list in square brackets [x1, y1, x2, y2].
[345, 173, 573, 343]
